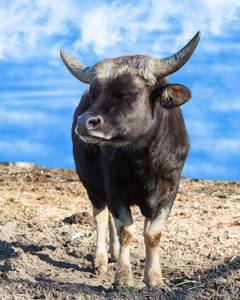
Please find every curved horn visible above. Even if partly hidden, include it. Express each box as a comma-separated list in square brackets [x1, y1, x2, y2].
[60, 50, 92, 84]
[151, 31, 201, 78]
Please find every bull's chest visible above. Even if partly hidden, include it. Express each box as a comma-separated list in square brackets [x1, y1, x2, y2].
[103, 150, 154, 205]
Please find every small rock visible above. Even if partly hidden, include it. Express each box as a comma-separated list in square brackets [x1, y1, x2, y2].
[63, 212, 95, 227]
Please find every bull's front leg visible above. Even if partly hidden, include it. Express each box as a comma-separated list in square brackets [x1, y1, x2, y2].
[112, 207, 135, 288]
[92, 205, 109, 274]
[144, 199, 174, 287]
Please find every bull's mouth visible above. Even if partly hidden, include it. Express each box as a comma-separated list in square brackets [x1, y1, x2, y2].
[75, 127, 112, 144]
[79, 134, 105, 144]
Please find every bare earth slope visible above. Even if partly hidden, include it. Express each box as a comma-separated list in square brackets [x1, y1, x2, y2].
[0, 164, 239, 299]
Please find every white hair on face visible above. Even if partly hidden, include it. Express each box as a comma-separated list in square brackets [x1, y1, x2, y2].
[91, 55, 157, 85]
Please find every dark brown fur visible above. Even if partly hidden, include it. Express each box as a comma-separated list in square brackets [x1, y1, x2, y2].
[71, 70, 192, 287]
[72, 74, 191, 219]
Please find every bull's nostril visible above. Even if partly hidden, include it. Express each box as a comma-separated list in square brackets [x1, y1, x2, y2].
[86, 116, 102, 130]
[88, 118, 101, 127]
[77, 114, 103, 132]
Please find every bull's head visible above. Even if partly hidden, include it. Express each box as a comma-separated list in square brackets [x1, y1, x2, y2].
[61, 32, 200, 146]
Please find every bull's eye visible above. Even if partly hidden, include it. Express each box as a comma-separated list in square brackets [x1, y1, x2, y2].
[113, 87, 138, 102]
[119, 92, 132, 101]
[109, 107, 116, 114]
[122, 94, 130, 100]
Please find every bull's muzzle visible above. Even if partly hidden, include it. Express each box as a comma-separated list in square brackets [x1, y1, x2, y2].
[75, 114, 111, 144]
[75, 114, 113, 144]
[77, 114, 103, 133]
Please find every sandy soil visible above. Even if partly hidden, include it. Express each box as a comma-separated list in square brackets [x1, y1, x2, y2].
[0, 164, 239, 299]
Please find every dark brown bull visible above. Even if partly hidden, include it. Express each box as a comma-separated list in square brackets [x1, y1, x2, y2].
[60, 32, 200, 287]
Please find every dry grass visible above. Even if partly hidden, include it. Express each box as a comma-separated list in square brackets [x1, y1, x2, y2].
[0, 164, 239, 299]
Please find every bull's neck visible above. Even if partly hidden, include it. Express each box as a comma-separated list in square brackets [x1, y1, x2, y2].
[130, 109, 179, 174]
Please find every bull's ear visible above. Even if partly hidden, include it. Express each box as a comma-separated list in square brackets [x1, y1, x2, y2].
[160, 84, 192, 109]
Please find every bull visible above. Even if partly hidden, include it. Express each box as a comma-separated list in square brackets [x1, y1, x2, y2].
[60, 31, 201, 288]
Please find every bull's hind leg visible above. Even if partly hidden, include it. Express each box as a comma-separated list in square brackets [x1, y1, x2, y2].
[144, 203, 173, 287]
[113, 208, 135, 288]
[92, 205, 109, 274]
[108, 211, 119, 262]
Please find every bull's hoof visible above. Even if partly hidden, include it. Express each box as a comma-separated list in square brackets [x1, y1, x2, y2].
[109, 251, 119, 263]
[92, 253, 108, 275]
[114, 266, 133, 288]
[144, 272, 164, 287]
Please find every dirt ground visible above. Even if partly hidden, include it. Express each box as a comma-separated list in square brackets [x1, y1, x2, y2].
[0, 163, 239, 299]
